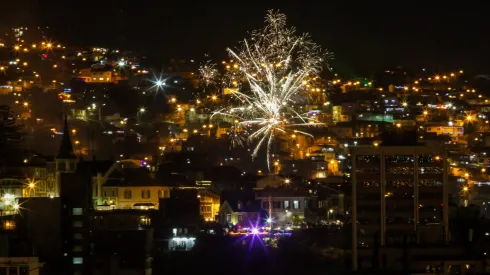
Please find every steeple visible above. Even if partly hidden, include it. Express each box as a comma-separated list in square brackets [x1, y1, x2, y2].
[57, 115, 76, 159]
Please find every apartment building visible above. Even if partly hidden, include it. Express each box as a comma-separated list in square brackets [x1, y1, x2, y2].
[351, 143, 448, 271]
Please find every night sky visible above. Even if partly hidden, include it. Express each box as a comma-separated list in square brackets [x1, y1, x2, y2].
[3, 1, 490, 75]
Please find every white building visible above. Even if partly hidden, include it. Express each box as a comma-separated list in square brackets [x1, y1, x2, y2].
[255, 188, 312, 228]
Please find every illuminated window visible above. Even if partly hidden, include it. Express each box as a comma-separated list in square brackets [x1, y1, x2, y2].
[293, 200, 300, 209]
[226, 214, 231, 222]
[72, 208, 83, 215]
[238, 214, 243, 221]
[284, 201, 290, 209]
[73, 257, 83, 264]
[140, 216, 151, 226]
[3, 220, 15, 230]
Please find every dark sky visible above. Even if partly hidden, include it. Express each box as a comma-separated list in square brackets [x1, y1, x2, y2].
[3, 1, 490, 75]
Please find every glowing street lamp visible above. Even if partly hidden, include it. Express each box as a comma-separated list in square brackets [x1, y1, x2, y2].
[327, 208, 334, 222]
[152, 77, 166, 91]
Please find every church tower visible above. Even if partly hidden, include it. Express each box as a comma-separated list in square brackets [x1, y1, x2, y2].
[56, 115, 78, 173]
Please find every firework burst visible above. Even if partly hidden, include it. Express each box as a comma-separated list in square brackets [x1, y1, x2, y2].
[198, 60, 219, 87]
[227, 125, 249, 148]
[209, 10, 331, 170]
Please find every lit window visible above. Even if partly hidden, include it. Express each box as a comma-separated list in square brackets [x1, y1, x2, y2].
[72, 208, 83, 215]
[284, 201, 290, 209]
[73, 257, 83, 264]
[140, 216, 151, 226]
[226, 214, 231, 222]
[238, 214, 243, 221]
[293, 200, 300, 209]
[3, 220, 15, 230]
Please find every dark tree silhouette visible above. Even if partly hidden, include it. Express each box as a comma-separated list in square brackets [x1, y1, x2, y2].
[0, 105, 25, 166]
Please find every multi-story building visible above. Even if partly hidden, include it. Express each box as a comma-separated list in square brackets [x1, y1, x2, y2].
[350, 141, 448, 271]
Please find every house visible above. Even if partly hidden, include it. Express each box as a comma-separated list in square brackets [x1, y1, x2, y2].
[196, 189, 220, 221]
[95, 166, 171, 210]
[219, 199, 262, 228]
[255, 188, 313, 228]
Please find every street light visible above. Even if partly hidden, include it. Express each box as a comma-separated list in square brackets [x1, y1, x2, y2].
[327, 209, 334, 223]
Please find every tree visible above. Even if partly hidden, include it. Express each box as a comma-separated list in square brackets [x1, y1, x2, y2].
[0, 105, 25, 167]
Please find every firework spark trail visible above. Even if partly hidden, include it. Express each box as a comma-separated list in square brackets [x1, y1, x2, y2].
[207, 10, 331, 171]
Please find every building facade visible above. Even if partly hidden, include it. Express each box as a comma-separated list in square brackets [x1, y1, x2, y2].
[350, 145, 448, 271]
[255, 188, 311, 228]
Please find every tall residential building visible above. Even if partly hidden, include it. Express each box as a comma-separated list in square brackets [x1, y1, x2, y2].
[350, 141, 448, 271]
